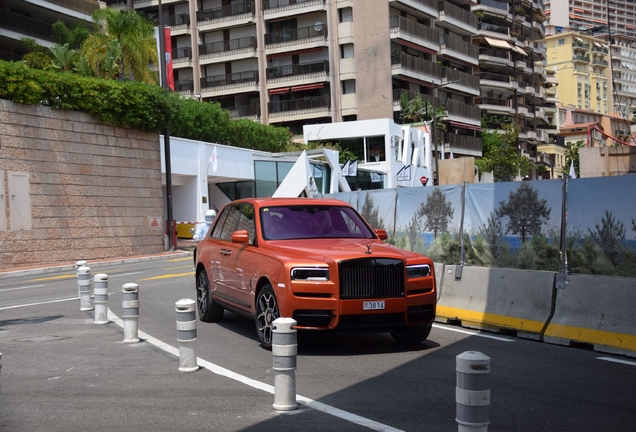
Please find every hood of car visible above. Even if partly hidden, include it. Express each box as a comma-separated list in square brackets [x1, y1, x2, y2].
[262, 238, 419, 263]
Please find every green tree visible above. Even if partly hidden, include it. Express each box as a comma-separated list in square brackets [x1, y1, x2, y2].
[563, 140, 584, 177]
[476, 122, 534, 182]
[51, 20, 91, 50]
[360, 193, 384, 229]
[588, 210, 626, 266]
[21, 38, 52, 70]
[479, 212, 507, 263]
[48, 43, 78, 72]
[398, 92, 447, 147]
[90, 8, 158, 84]
[496, 182, 551, 243]
[418, 188, 454, 239]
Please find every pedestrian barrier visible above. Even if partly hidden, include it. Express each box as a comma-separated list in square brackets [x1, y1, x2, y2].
[543, 274, 636, 357]
[122, 283, 140, 344]
[435, 266, 555, 340]
[272, 317, 298, 411]
[74, 260, 86, 296]
[93, 274, 109, 324]
[77, 266, 93, 312]
[175, 298, 198, 373]
[456, 351, 490, 432]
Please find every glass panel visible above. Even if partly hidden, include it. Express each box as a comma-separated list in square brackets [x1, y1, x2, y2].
[236, 181, 255, 199]
[277, 162, 294, 186]
[366, 135, 385, 162]
[220, 206, 240, 241]
[236, 204, 256, 245]
[255, 161, 278, 197]
[211, 207, 230, 239]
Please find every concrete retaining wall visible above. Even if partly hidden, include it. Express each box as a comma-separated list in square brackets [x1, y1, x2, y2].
[0, 100, 165, 270]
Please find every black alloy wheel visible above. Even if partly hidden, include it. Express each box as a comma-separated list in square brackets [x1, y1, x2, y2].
[255, 284, 280, 350]
[196, 270, 224, 322]
[390, 324, 432, 344]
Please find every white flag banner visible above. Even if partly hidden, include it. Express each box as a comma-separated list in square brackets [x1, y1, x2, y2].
[569, 160, 576, 179]
[349, 160, 358, 177]
[341, 159, 351, 176]
[209, 146, 219, 173]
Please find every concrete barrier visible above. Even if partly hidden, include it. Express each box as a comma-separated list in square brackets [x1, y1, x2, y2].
[543, 274, 636, 357]
[435, 266, 555, 340]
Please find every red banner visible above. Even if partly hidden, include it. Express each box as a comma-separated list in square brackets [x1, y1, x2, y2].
[163, 27, 174, 91]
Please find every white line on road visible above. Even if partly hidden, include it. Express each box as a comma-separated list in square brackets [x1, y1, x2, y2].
[0, 297, 78, 310]
[432, 323, 516, 342]
[107, 309, 405, 432]
[99, 272, 143, 278]
[596, 357, 636, 367]
[0, 284, 46, 293]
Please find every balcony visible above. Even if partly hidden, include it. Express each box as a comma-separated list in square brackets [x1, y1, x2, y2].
[172, 47, 193, 67]
[593, 58, 608, 67]
[199, 36, 257, 64]
[393, 91, 480, 124]
[476, 97, 515, 114]
[200, 71, 259, 97]
[444, 68, 480, 95]
[479, 23, 510, 37]
[389, 0, 438, 19]
[44, 0, 100, 15]
[473, 0, 511, 19]
[446, 133, 483, 154]
[228, 104, 260, 120]
[0, 12, 53, 42]
[392, 53, 443, 86]
[592, 45, 609, 54]
[438, 33, 479, 65]
[389, 15, 439, 53]
[437, 0, 478, 36]
[175, 79, 194, 93]
[268, 95, 331, 122]
[267, 60, 329, 82]
[477, 72, 516, 92]
[572, 54, 590, 63]
[572, 40, 590, 51]
[479, 48, 512, 66]
[263, 0, 326, 20]
[265, 25, 328, 55]
[197, 1, 255, 30]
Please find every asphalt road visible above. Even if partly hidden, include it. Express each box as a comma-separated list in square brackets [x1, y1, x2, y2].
[1, 256, 635, 432]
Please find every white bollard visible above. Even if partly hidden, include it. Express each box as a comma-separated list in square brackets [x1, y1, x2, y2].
[77, 266, 93, 311]
[75, 260, 87, 296]
[272, 317, 298, 411]
[175, 299, 198, 373]
[122, 283, 140, 343]
[93, 274, 109, 325]
[456, 351, 491, 432]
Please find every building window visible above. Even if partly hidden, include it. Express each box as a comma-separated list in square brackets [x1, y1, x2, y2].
[558, 38, 565, 46]
[339, 7, 353, 22]
[342, 79, 355, 94]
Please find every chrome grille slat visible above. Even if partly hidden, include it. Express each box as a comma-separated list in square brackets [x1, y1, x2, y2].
[339, 258, 404, 299]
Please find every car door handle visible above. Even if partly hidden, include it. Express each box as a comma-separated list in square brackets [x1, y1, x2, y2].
[220, 249, 232, 256]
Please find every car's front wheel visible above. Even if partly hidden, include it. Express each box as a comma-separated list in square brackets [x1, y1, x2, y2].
[255, 285, 280, 350]
[390, 324, 432, 344]
[196, 270, 224, 322]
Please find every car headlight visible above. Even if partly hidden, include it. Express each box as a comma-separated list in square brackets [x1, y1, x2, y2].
[291, 267, 330, 281]
[406, 264, 431, 278]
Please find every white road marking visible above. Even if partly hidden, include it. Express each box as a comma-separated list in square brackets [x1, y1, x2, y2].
[0, 284, 46, 293]
[596, 357, 636, 367]
[108, 309, 405, 432]
[0, 297, 78, 310]
[432, 323, 516, 342]
[103, 272, 143, 278]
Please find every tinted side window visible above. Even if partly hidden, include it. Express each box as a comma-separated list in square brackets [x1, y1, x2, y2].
[236, 204, 256, 245]
[220, 206, 240, 241]
[210, 208, 230, 239]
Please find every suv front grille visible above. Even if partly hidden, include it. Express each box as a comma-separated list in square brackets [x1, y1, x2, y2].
[339, 258, 404, 299]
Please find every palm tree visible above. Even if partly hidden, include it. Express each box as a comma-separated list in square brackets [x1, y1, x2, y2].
[399, 92, 447, 145]
[48, 43, 78, 72]
[90, 8, 158, 85]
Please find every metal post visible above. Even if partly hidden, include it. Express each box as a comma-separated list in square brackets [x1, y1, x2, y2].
[77, 266, 93, 311]
[456, 351, 490, 432]
[122, 283, 140, 343]
[93, 274, 109, 324]
[272, 317, 298, 411]
[175, 299, 198, 373]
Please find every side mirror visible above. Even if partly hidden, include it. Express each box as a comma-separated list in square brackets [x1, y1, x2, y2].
[231, 230, 250, 244]
[375, 229, 388, 240]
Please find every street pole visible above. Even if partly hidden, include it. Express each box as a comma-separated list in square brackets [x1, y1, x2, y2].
[431, 79, 460, 186]
[158, 0, 175, 251]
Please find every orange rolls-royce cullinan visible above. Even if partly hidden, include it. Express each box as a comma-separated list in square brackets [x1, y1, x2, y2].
[193, 197, 436, 349]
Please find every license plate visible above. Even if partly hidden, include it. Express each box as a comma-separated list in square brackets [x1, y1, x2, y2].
[363, 300, 385, 311]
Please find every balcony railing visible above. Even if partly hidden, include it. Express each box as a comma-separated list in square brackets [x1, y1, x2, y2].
[0, 12, 53, 40]
[476, 97, 511, 108]
[592, 46, 608, 54]
[389, 15, 438, 47]
[266, 60, 329, 79]
[262, 0, 320, 9]
[572, 40, 590, 50]
[167, 13, 190, 27]
[447, 133, 483, 152]
[479, 23, 509, 35]
[228, 104, 260, 118]
[200, 36, 257, 55]
[573, 54, 590, 62]
[406, 0, 437, 9]
[200, 70, 259, 89]
[392, 53, 444, 81]
[480, 0, 508, 11]
[440, 33, 478, 58]
[197, 1, 254, 22]
[268, 95, 330, 113]
[444, 68, 480, 91]
[439, 1, 478, 28]
[44, 0, 99, 15]
[392, 90, 480, 122]
[173, 47, 192, 60]
[176, 79, 194, 92]
[265, 24, 327, 44]
[593, 59, 608, 66]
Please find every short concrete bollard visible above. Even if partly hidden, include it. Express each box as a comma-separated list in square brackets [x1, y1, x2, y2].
[122, 283, 140, 343]
[175, 299, 198, 373]
[75, 260, 87, 295]
[77, 266, 93, 311]
[272, 317, 298, 411]
[456, 351, 491, 432]
[93, 274, 109, 325]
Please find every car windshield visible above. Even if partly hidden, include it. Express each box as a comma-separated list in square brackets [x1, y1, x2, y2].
[260, 205, 375, 240]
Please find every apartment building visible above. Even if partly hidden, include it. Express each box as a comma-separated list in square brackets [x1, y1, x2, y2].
[606, 33, 636, 123]
[471, 0, 551, 175]
[0, 0, 100, 61]
[544, 0, 636, 37]
[106, 0, 483, 163]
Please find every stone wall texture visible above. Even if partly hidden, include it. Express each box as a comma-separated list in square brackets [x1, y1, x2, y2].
[0, 99, 165, 270]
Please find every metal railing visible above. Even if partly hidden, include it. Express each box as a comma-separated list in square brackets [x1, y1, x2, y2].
[265, 24, 327, 44]
[480, 0, 508, 11]
[262, 0, 322, 9]
[444, 68, 480, 91]
[266, 60, 328, 79]
[268, 95, 330, 113]
[200, 70, 259, 89]
[398, 0, 437, 10]
[572, 40, 590, 50]
[389, 15, 438, 46]
[392, 53, 444, 80]
[172, 47, 192, 60]
[573, 54, 590, 62]
[176, 79, 194, 92]
[439, 33, 479, 58]
[479, 48, 510, 60]
[480, 23, 509, 35]
[475, 97, 511, 107]
[446, 99, 481, 121]
[200, 36, 256, 55]
[447, 133, 483, 152]
[477, 72, 512, 83]
[228, 104, 260, 118]
[439, 0, 478, 28]
[167, 13, 190, 27]
[0, 12, 53, 40]
[43, 0, 99, 15]
[197, 1, 254, 22]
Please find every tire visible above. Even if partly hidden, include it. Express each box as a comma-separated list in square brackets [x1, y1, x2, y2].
[255, 285, 280, 350]
[390, 324, 432, 344]
[196, 269, 224, 323]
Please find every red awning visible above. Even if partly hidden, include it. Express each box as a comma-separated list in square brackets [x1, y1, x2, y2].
[449, 121, 482, 131]
[290, 83, 324, 92]
[269, 87, 290, 95]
